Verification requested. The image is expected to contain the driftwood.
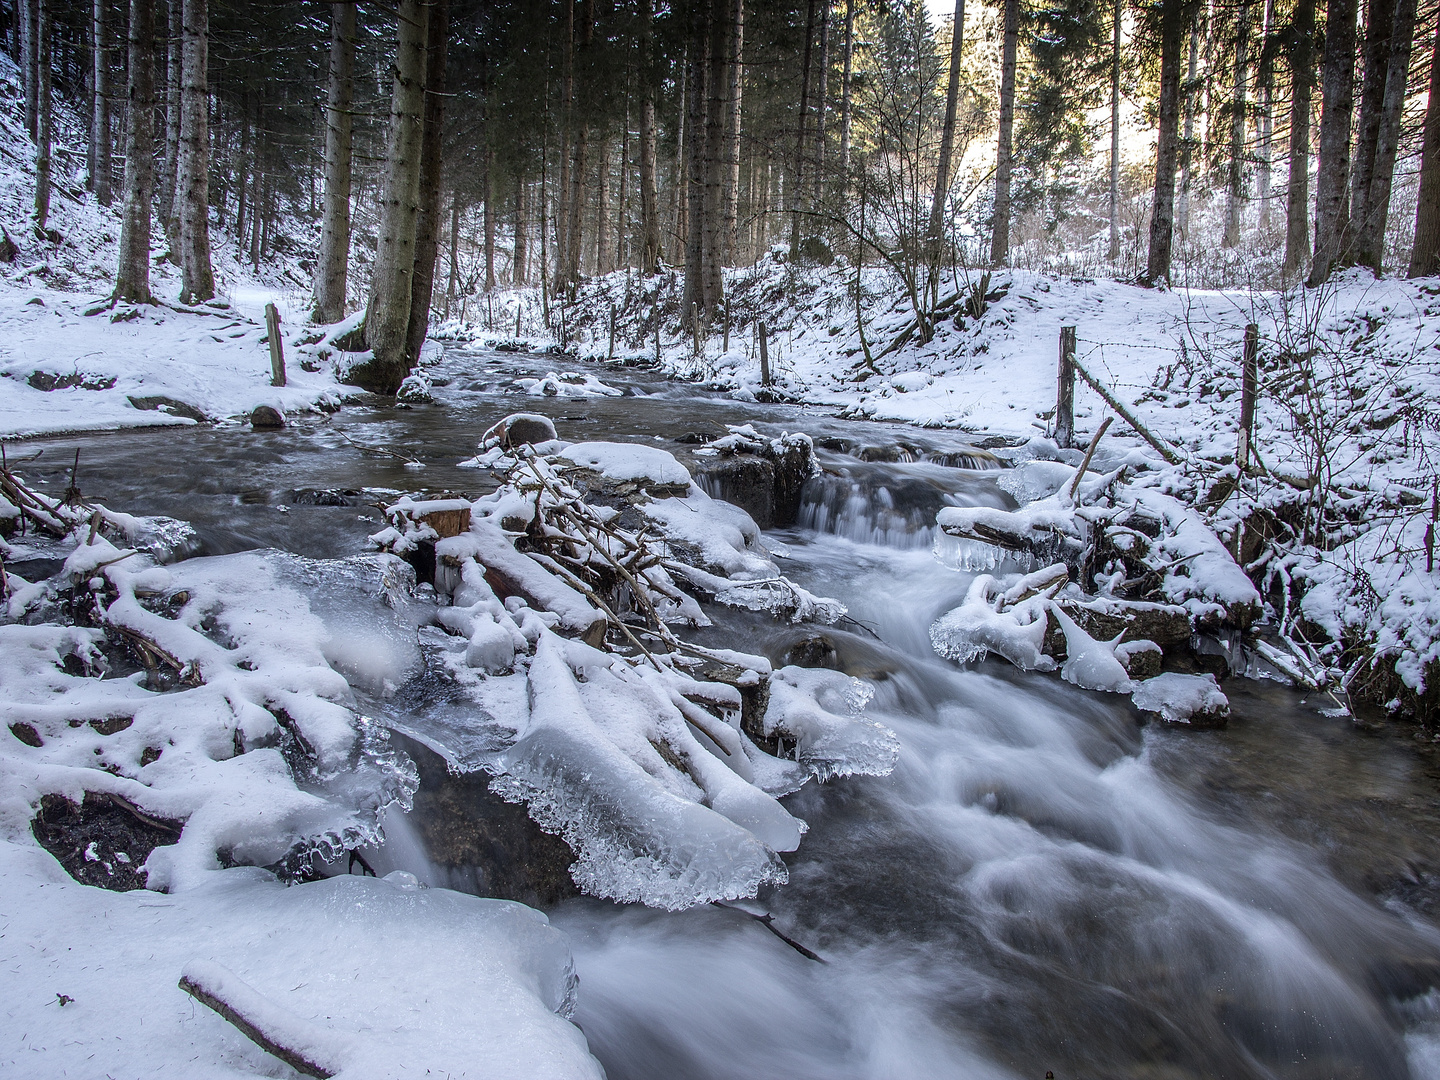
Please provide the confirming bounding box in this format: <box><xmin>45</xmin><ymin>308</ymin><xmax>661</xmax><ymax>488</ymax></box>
<box><xmin>179</xmin><ymin>962</ymin><xmax>343</xmax><ymax>1079</ymax></box>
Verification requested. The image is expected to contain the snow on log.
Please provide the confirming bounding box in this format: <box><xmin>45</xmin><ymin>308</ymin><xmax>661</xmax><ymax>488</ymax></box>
<box><xmin>180</xmin><ymin>960</ymin><xmax>349</xmax><ymax>1079</ymax></box>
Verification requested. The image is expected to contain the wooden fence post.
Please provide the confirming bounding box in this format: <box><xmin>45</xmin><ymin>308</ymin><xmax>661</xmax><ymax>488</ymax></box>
<box><xmin>1056</xmin><ymin>325</ymin><xmax>1075</xmax><ymax>449</ymax></box>
<box><xmin>758</xmin><ymin>320</ymin><xmax>771</xmax><ymax>386</ymax></box>
<box><xmin>1237</xmin><ymin>322</ymin><xmax>1258</xmax><ymax>474</ymax></box>
<box><xmin>264</xmin><ymin>302</ymin><xmax>286</xmax><ymax>388</ymax></box>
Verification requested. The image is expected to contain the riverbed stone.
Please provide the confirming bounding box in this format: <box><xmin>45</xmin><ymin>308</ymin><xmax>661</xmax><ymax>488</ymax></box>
<box><xmin>249</xmin><ymin>405</ymin><xmax>286</xmax><ymax>429</ymax></box>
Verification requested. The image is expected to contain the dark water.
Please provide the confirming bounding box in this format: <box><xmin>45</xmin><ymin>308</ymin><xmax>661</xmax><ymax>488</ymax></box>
<box><xmin>11</xmin><ymin>345</ymin><xmax>1440</xmax><ymax>1079</ymax></box>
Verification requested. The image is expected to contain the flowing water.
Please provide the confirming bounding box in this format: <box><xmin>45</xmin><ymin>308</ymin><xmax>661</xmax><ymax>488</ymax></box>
<box><xmin>13</xmin><ymin>346</ymin><xmax>1440</xmax><ymax>1079</ymax></box>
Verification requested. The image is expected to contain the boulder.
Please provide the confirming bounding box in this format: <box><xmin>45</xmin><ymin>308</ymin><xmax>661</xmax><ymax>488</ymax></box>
<box><xmin>482</xmin><ymin>412</ymin><xmax>557</xmax><ymax>450</ymax></box>
<box><xmin>1131</xmin><ymin>672</ymin><xmax>1229</xmax><ymax>728</ymax></box>
<box><xmin>396</xmin><ymin>373</ymin><xmax>434</xmax><ymax>405</ymax></box>
<box><xmin>128</xmin><ymin>395</ymin><xmax>211</xmax><ymax>423</ymax></box>
<box><xmin>249</xmin><ymin>405</ymin><xmax>286</xmax><ymax>429</ymax></box>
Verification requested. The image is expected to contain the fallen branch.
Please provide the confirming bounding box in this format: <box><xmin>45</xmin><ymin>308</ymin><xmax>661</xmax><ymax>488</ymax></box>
<box><xmin>179</xmin><ymin>961</ymin><xmax>346</xmax><ymax>1080</ymax></box>
<box><xmin>1069</xmin><ymin>416</ymin><xmax>1114</xmax><ymax>501</ymax></box>
<box><xmin>1072</xmin><ymin>359</ymin><xmax>1183</xmax><ymax>466</ymax></box>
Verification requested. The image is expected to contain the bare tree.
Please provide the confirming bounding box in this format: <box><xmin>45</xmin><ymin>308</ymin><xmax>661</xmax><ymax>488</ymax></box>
<box><xmin>91</xmin><ymin>0</ymin><xmax>112</xmax><ymax>206</ymax></box>
<box><xmin>1109</xmin><ymin>0</ymin><xmax>1123</xmax><ymax>259</ymax></box>
<box><xmin>161</xmin><ymin>0</ymin><xmax>182</xmax><ymax>258</ymax></box>
<box><xmin>1354</xmin><ymin>0</ymin><xmax>1417</xmax><ymax>270</ymax></box>
<box><xmin>1144</xmin><ymin>0</ymin><xmax>1186</xmax><ymax>285</ymax></box>
<box><xmin>926</xmin><ymin>0</ymin><xmax>966</xmax><ymax>277</ymax></box>
<box><xmin>1308</xmin><ymin>0</ymin><xmax>1358</xmax><ymax>285</ymax></box>
<box><xmin>639</xmin><ymin>0</ymin><xmax>661</xmax><ymax>273</ymax></box>
<box><xmin>404</xmin><ymin>0</ymin><xmax>450</xmax><ymax>368</ymax></box>
<box><xmin>177</xmin><ymin>0</ymin><xmax>215</xmax><ymax>303</ymax></box>
<box><xmin>1283</xmin><ymin>0</ymin><xmax>1314</xmax><ymax>275</ymax></box>
<box><xmin>991</xmin><ymin>0</ymin><xmax>1019</xmax><ymax>266</ymax></box>
<box><xmin>114</xmin><ymin>0</ymin><xmax>155</xmax><ymax>304</ymax></box>
<box><xmin>1222</xmin><ymin>0</ymin><xmax>1248</xmax><ymax>248</ymax></box>
<box><xmin>313</xmin><ymin>2</ymin><xmax>357</xmax><ymax>324</ymax></box>
<box><xmin>1409</xmin><ymin>14</ymin><xmax>1440</xmax><ymax>276</ymax></box>
<box><xmin>359</xmin><ymin>0</ymin><xmax>429</xmax><ymax>391</ymax></box>
<box><xmin>33</xmin><ymin>0</ymin><xmax>49</xmax><ymax>232</ymax></box>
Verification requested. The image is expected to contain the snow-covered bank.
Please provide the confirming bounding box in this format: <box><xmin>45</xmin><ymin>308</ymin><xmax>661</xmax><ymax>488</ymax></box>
<box><xmin>0</xmin><ymin>282</ymin><xmax>347</xmax><ymax>437</ymax></box>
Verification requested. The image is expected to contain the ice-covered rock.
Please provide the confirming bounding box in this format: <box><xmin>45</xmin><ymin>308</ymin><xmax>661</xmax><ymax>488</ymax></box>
<box><xmin>1131</xmin><ymin>672</ymin><xmax>1230</xmax><ymax>726</ymax></box>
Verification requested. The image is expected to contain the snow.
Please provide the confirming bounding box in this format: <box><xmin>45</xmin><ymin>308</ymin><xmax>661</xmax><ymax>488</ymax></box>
<box><xmin>1131</xmin><ymin>672</ymin><xmax>1231</xmax><ymax>725</ymax></box>
<box><xmin>558</xmin><ymin>440</ymin><xmax>693</xmax><ymax>486</ymax></box>
<box><xmin>0</xmin><ymin>844</ymin><xmax>602</xmax><ymax>1079</ymax></box>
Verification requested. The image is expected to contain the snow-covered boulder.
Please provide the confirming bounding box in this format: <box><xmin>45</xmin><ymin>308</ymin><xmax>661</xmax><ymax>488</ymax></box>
<box><xmin>1131</xmin><ymin>672</ymin><xmax>1230</xmax><ymax>727</ymax></box>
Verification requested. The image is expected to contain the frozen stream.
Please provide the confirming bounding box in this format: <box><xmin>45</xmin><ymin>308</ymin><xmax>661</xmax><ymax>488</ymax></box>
<box><xmin>13</xmin><ymin>345</ymin><xmax>1440</xmax><ymax>1078</ymax></box>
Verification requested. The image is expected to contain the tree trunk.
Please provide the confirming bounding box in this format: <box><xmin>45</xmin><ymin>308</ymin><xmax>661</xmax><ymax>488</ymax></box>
<box><xmin>234</xmin><ymin>101</ymin><xmax>249</xmax><ymax>241</ymax></box>
<box><xmin>556</xmin><ymin>0</ymin><xmax>574</xmax><ymax>286</ymax></box>
<box><xmin>1256</xmin><ymin>0</ymin><xmax>1275</xmax><ymax>230</ymax></box>
<box><xmin>91</xmin><ymin>0</ymin><xmax>111</xmax><ymax>205</ymax></box>
<box><xmin>485</xmin><ymin>148</ymin><xmax>497</xmax><ymax>288</ymax></box>
<box><xmin>313</xmin><ymin>2</ymin><xmax>356</xmax><ymax>324</ymax></box>
<box><xmin>404</xmin><ymin>0</ymin><xmax>449</xmax><ymax>370</ymax></box>
<box><xmin>1178</xmin><ymin>26</ymin><xmax>1199</xmax><ymax>236</ymax></box>
<box><xmin>20</xmin><ymin>0</ymin><xmax>36</xmax><ymax>141</ymax></box>
<box><xmin>113</xmin><ymin>0</ymin><xmax>154</xmax><ymax>303</ymax></box>
<box><xmin>927</xmin><ymin>0</ymin><xmax>966</xmax><ymax>259</ymax></box>
<box><xmin>683</xmin><ymin>0</ymin><xmax>710</xmax><ymax>320</ymax></box>
<box><xmin>788</xmin><ymin>0</ymin><xmax>816</xmax><ymax>255</ymax></box>
<box><xmin>177</xmin><ymin>0</ymin><xmax>214</xmax><ymax>303</ymax></box>
<box><xmin>161</xmin><ymin>0</ymin><xmax>182</xmax><ymax>258</ymax></box>
<box><xmin>33</xmin><ymin>0</ymin><xmax>49</xmax><ymax>231</ymax></box>
<box><xmin>1308</xmin><ymin>0</ymin><xmax>1359</xmax><ymax>285</ymax></box>
<box><xmin>1108</xmin><ymin>0</ymin><xmax>1122</xmax><ymax>260</ymax></box>
<box><xmin>359</xmin><ymin>0</ymin><xmax>429</xmax><ymax>391</ymax></box>
<box><xmin>594</xmin><ymin>138</ymin><xmax>609</xmax><ymax>276</ymax></box>
<box><xmin>514</xmin><ymin>177</ymin><xmax>528</xmax><ymax>284</ymax></box>
<box><xmin>1283</xmin><ymin>0</ymin><xmax>1314</xmax><ymax>274</ymax></box>
<box><xmin>639</xmin><ymin>0</ymin><xmax>661</xmax><ymax>274</ymax></box>
<box><xmin>702</xmin><ymin>0</ymin><xmax>730</xmax><ymax>304</ymax></box>
<box><xmin>1346</xmin><ymin>0</ymin><xmax>1395</xmax><ymax>262</ymax></box>
<box><xmin>445</xmin><ymin>189</ymin><xmax>460</xmax><ymax>312</ymax></box>
<box><xmin>1355</xmin><ymin>0</ymin><xmax>1416</xmax><ymax>270</ymax></box>
<box><xmin>839</xmin><ymin>0</ymin><xmax>854</xmax><ymax>180</ymax></box>
<box><xmin>1408</xmin><ymin>14</ymin><xmax>1440</xmax><ymax>275</ymax></box>
<box><xmin>814</xmin><ymin>0</ymin><xmax>829</xmax><ymax>197</ymax></box>
<box><xmin>723</xmin><ymin>0</ymin><xmax>743</xmax><ymax>264</ymax></box>
<box><xmin>991</xmin><ymin>0</ymin><xmax>1019</xmax><ymax>266</ymax></box>
<box><xmin>1144</xmin><ymin>0</ymin><xmax>1184</xmax><ymax>285</ymax></box>
<box><xmin>1223</xmin><ymin>0</ymin><xmax>1249</xmax><ymax>248</ymax></box>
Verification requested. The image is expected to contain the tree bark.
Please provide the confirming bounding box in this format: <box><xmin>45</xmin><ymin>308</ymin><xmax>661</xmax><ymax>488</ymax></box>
<box><xmin>91</xmin><ymin>0</ymin><xmax>111</xmax><ymax>205</ymax></box>
<box><xmin>1108</xmin><ymin>0</ymin><xmax>1122</xmax><ymax>259</ymax></box>
<box><xmin>788</xmin><ymin>0</ymin><xmax>817</xmax><ymax>256</ymax></box>
<box><xmin>485</xmin><ymin>147</ymin><xmax>498</xmax><ymax>288</ymax></box>
<box><xmin>446</xmin><ymin>189</ymin><xmax>460</xmax><ymax>309</ymax></box>
<box><xmin>313</xmin><ymin>2</ymin><xmax>356</xmax><ymax>324</ymax></box>
<box><xmin>1355</xmin><ymin>0</ymin><xmax>1416</xmax><ymax>270</ymax></box>
<box><xmin>839</xmin><ymin>0</ymin><xmax>854</xmax><ymax>180</ymax></box>
<box><xmin>814</xmin><ymin>0</ymin><xmax>829</xmax><ymax>195</ymax></box>
<box><xmin>702</xmin><ymin>0</ymin><xmax>730</xmax><ymax>302</ymax></box>
<box><xmin>20</xmin><ymin>0</ymin><xmax>36</xmax><ymax>141</ymax></box>
<box><xmin>991</xmin><ymin>0</ymin><xmax>1019</xmax><ymax>266</ymax></box>
<box><xmin>723</xmin><ymin>0</ymin><xmax>743</xmax><ymax>264</ymax></box>
<box><xmin>514</xmin><ymin>177</ymin><xmax>528</xmax><ymax>284</ymax></box>
<box><xmin>1308</xmin><ymin>0</ymin><xmax>1359</xmax><ymax>285</ymax></box>
<box><xmin>1346</xmin><ymin>0</ymin><xmax>1395</xmax><ymax>262</ymax></box>
<box><xmin>1408</xmin><ymin>14</ymin><xmax>1440</xmax><ymax>275</ymax></box>
<box><xmin>1256</xmin><ymin>0</ymin><xmax>1275</xmax><ymax>230</ymax></box>
<box><xmin>404</xmin><ymin>0</ymin><xmax>449</xmax><ymax>370</ymax></box>
<box><xmin>177</xmin><ymin>0</ymin><xmax>214</xmax><ymax>303</ymax></box>
<box><xmin>1144</xmin><ymin>0</ymin><xmax>1184</xmax><ymax>285</ymax></box>
<box><xmin>1283</xmin><ymin>0</ymin><xmax>1314</xmax><ymax>274</ymax></box>
<box><xmin>683</xmin><ymin>0</ymin><xmax>710</xmax><ymax>320</ymax></box>
<box><xmin>638</xmin><ymin>0</ymin><xmax>661</xmax><ymax>274</ymax></box>
<box><xmin>33</xmin><ymin>0</ymin><xmax>49</xmax><ymax>231</ymax></box>
<box><xmin>556</xmin><ymin>0</ymin><xmax>574</xmax><ymax>286</ymax></box>
<box><xmin>1222</xmin><ymin>0</ymin><xmax>1249</xmax><ymax>248</ymax></box>
<box><xmin>359</xmin><ymin>0</ymin><xmax>429</xmax><ymax>391</ymax></box>
<box><xmin>161</xmin><ymin>0</ymin><xmax>182</xmax><ymax>258</ymax></box>
<box><xmin>1178</xmin><ymin>26</ymin><xmax>1199</xmax><ymax>236</ymax></box>
<box><xmin>593</xmin><ymin>138</ymin><xmax>608</xmax><ymax>276</ymax></box>
<box><xmin>114</xmin><ymin>0</ymin><xmax>154</xmax><ymax>304</ymax></box>
<box><xmin>927</xmin><ymin>0</ymin><xmax>966</xmax><ymax>260</ymax></box>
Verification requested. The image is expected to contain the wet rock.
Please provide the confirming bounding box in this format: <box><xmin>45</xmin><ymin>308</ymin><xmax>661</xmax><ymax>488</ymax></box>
<box><xmin>483</xmin><ymin>412</ymin><xmax>557</xmax><ymax>450</ymax></box>
<box><xmin>394</xmin><ymin>734</ymin><xmax>578</xmax><ymax>907</ymax></box>
<box><xmin>128</xmin><ymin>395</ymin><xmax>211</xmax><ymax>423</ymax></box>
<box><xmin>784</xmin><ymin>633</ymin><xmax>841</xmax><ymax>670</ymax></box>
<box><xmin>697</xmin><ymin>454</ymin><xmax>777</xmax><ymax>526</ymax></box>
<box><xmin>30</xmin><ymin>792</ymin><xmax>181</xmax><ymax>891</ymax></box>
<box><xmin>249</xmin><ymin>405</ymin><xmax>286</xmax><ymax>429</ymax></box>
<box><xmin>1115</xmin><ymin>639</ymin><xmax>1163</xmax><ymax>679</ymax></box>
<box><xmin>1045</xmin><ymin>598</ymin><xmax>1193</xmax><ymax>661</ymax></box>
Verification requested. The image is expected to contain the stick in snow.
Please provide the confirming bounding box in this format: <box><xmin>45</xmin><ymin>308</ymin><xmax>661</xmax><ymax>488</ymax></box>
<box><xmin>1071</xmin><ymin>357</ymin><xmax>1183</xmax><ymax>465</ymax></box>
<box><xmin>179</xmin><ymin>961</ymin><xmax>347</xmax><ymax>1080</ymax></box>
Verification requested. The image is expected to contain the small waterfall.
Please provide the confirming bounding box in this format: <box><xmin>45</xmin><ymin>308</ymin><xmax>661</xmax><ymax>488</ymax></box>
<box><xmin>796</xmin><ymin>456</ymin><xmax>1016</xmax><ymax>550</ymax></box>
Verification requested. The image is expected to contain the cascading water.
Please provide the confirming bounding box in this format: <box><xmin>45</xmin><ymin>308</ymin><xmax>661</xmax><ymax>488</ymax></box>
<box><xmin>16</xmin><ymin>344</ymin><xmax>1440</xmax><ymax>1079</ymax></box>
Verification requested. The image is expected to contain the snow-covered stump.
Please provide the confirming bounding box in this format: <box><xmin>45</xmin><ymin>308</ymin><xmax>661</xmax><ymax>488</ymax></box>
<box><xmin>370</xmin><ymin>424</ymin><xmax>897</xmax><ymax>908</ymax></box>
